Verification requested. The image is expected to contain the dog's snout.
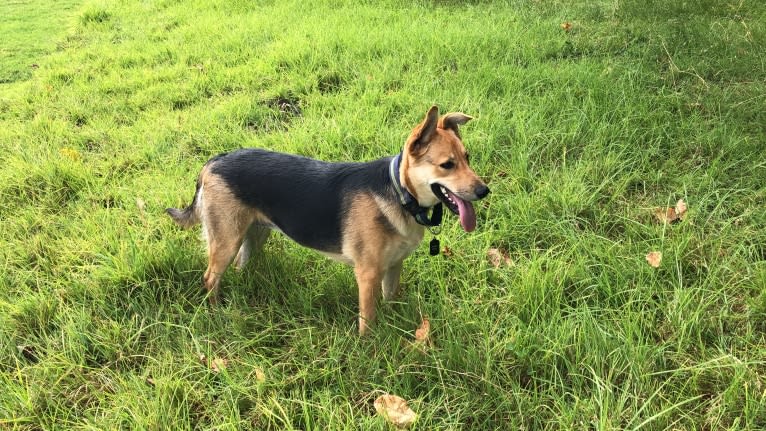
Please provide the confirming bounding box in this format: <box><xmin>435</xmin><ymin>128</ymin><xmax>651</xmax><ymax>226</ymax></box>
<box><xmin>474</xmin><ymin>184</ymin><xmax>490</xmax><ymax>199</ymax></box>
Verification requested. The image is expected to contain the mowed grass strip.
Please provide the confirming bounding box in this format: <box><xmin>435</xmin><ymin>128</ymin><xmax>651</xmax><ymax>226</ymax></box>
<box><xmin>1</xmin><ymin>0</ymin><xmax>765</xmax><ymax>429</ymax></box>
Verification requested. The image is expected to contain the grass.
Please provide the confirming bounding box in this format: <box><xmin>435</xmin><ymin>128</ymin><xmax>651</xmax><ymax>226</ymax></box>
<box><xmin>1</xmin><ymin>0</ymin><xmax>765</xmax><ymax>429</ymax></box>
<box><xmin>0</xmin><ymin>0</ymin><xmax>82</xmax><ymax>84</ymax></box>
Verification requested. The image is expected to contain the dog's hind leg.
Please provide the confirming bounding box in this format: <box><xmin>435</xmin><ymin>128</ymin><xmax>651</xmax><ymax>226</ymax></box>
<box><xmin>199</xmin><ymin>193</ymin><xmax>255</xmax><ymax>304</ymax></box>
<box><xmin>234</xmin><ymin>225</ymin><xmax>271</xmax><ymax>270</ymax></box>
<box><xmin>382</xmin><ymin>260</ymin><xmax>403</xmax><ymax>301</ymax></box>
<box><xmin>203</xmin><ymin>225</ymin><xmax>246</xmax><ymax>304</ymax></box>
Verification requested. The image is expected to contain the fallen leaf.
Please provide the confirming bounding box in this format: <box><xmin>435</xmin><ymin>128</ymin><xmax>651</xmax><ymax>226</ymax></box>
<box><xmin>136</xmin><ymin>198</ymin><xmax>146</xmax><ymax>214</ymax></box>
<box><xmin>17</xmin><ymin>345</ymin><xmax>38</xmax><ymax>362</ymax></box>
<box><xmin>561</xmin><ymin>22</ymin><xmax>573</xmax><ymax>32</ymax></box>
<box><xmin>646</xmin><ymin>251</ymin><xmax>662</xmax><ymax>268</ymax></box>
<box><xmin>374</xmin><ymin>394</ymin><xmax>417</xmax><ymax>428</ymax></box>
<box><xmin>487</xmin><ymin>248</ymin><xmax>512</xmax><ymax>268</ymax></box>
<box><xmin>653</xmin><ymin>199</ymin><xmax>689</xmax><ymax>224</ymax></box>
<box><xmin>59</xmin><ymin>147</ymin><xmax>81</xmax><ymax>161</ymax></box>
<box><xmin>145</xmin><ymin>377</ymin><xmax>156</xmax><ymax>387</ymax></box>
<box><xmin>210</xmin><ymin>357</ymin><xmax>228</xmax><ymax>373</ymax></box>
<box><xmin>441</xmin><ymin>246</ymin><xmax>453</xmax><ymax>257</ymax></box>
<box><xmin>414</xmin><ymin>318</ymin><xmax>430</xmax><ymax>345</ymax></box>
<box><xmin>675</xmin><ymin>199</ymin><xmax>687</xmax><ymax>220</ymax></box>
<box><xmin>198</xmin><ymin>353</ymin><xmax>207</xmax><ymax>365</ymax></box>
<box><xmin>136</xmin><ymin>198</ymin><xmax>149</xmax><ymax>226</ymax></box>
<box><xmin>653</xmin><ymin>207</ymin><xmax>677</xmax><ymax>224</ymax></box>
<box><xmin>254</xmin><ymin>367</ymin><xmax>266</xmax><ymax>383</ymax></box>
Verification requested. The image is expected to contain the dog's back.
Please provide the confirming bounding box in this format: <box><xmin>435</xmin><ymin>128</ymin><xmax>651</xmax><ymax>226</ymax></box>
<box><xmin>169</xmin><ymin>148</ymin><xmax>397</xmax><ymax>253</ymax></box>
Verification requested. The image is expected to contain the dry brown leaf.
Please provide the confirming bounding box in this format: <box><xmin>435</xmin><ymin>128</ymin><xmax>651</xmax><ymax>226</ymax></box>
<box><xmin>198</xmin><ymin>353</ymin><xmax>207</xmax><ymax>365</ymax></box>
<box><xmin>374</xmin><ymin>394</ymin><xmax>417</xmax><ymax>428</ymax></box>
<box><xmin>441</xmin><ymin>246</ymin><xmax>453</xmax><ymax>257</ymax></box>
<box><xmin>646</xmin><ymin>251</ymin><xmax>662</xmax><ymax>268</ymax></box>
<box><xmin>653</xmin><ymin>207</ymin><xmax>677</xmax><ymax>223</ymax></box>
<box><xmin>145</xmin><ymin>377</ymin><xmax>156</xmax><ymax>387</ymax></box>
<box><xmin>59</xmin><ymin>147</ymin><xmax>81</xmax><ymax>161</ymax></box>
<box><xmin>211</xmin><ymin>357</ymin><xmax>228</xmax><ymax>373</ymax></box>
<box><xmin>17</xmin><ymin>345</ymin><xmax>38</xmax><ymax>362</ymax></box>
<box><xmin>561</xmin><ymin>22</ymin><xmax>573</xmax><ymax>32</ymax></box>
<box><xmin>414</xmin><ymin>318</ymin><xmax>430</xmax><ymax>345</ymax></box>
<box><xmin>136</xmin><ymin>198</ymin><xmax>147</xmax><ymax>223</ymax></box>
<box><xmin>653</xmin><ymin>199</ymin><xmax>689</xmax><ymax>224</ymax></box>
<box><xmin>487</xmin><ymin>248</ymin><xmax>503</xmax><ymax>267</ymax></box>
<box><xmin>254</xmin><ymin>367</ymin><xmax>266</xmax><ymax>383</ymax></box>
<box><xmin>487</xmin><ymin>248</ymin><xmax>512</xmax><ymax>268</ymax></box>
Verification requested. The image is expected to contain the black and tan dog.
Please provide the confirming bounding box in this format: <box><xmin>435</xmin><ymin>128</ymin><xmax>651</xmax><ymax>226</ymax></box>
<box><xmin>167</xmin><ymin>106</ymin><xmax>489</xmax><ymax>334</ymax></box>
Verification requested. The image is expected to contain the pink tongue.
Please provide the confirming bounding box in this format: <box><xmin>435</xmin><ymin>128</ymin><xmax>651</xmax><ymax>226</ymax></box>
<box><xmin>452</xmin><ymin>193</ymin><xmax>477</xmax><ymax>232</ymax></box>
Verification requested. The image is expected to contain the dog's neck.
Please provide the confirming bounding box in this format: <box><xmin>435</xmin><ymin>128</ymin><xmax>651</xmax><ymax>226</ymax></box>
<box><xmin>389</xmin><ymin>153</ymin><xmax>442</xmax><ymax>227</ymax></box>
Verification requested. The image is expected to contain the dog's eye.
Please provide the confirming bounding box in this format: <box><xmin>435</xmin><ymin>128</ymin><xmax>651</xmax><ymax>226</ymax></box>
<box><xmin>440</xmin><ymin>161</ymin><xmax>455</xmax><ymax>170</ymax></box>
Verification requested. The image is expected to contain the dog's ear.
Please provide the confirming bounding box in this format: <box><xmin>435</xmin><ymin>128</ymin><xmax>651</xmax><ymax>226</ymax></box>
<box><xmin>438</xmin><ymin>112</ymin><xmax>473</xmax><ymax>136</ymax></box>
<box><xmin>408</xmin><ymin>105</ymin><xmax>439</xmax><ymax>155</ymax></box>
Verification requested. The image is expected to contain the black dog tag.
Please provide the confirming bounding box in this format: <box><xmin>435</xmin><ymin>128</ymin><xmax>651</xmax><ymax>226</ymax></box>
<box><xmin>429</xmin><ymin>238</ymin><xmax>440</xmax><ymax>256</ymax></box>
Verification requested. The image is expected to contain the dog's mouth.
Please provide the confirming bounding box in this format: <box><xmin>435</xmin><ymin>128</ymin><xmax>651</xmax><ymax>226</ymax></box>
<box><xmin>431</xmin><ymin>183</ymin><xmax>477</xmax><ymax>232</ymax></box>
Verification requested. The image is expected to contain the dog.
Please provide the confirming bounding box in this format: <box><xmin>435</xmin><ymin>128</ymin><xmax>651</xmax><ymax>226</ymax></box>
<box><xmin>166</xmin><ymin>105</ymin><xmax>489</xmax><ymax>335</ymax></box>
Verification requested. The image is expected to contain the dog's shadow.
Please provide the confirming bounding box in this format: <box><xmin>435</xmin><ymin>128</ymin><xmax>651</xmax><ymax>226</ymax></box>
<box><xmin>103</xmin><ymin>236</ymin><xmax>412</xmax><ymax>337</ymax></box>
<box><xmin>229</xmin><ymin>241</ymin><xmax>361</xmax><ymax>328</ymax></box>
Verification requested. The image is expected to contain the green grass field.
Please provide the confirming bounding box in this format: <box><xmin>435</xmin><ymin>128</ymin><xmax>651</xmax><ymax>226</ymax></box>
<box><xmin>2</xmin><ymin>0</ymin><xmax>766</xmax><ymax>429</ymax></box>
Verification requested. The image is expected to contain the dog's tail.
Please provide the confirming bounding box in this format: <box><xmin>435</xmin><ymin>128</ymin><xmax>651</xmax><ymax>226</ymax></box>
<box><xmin>166</xmin><ymin>179</ymin><xmax>201</xmax><ymax>229</ymax></box>
<box><xmin>166</xmin><ymin>205</ymin><xmax>198</xmax><ymax>228</ymax></box>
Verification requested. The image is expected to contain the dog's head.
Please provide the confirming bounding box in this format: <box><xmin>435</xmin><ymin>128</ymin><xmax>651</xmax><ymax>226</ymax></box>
<box><xmin>400</xmin><ymin>105</ymin><xmax>489</xmax><ymax>232</ymax></box>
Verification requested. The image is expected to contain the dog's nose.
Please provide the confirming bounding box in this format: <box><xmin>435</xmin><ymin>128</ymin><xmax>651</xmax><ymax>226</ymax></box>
<box><xmin>474</xmin><ymin>184</ymin><xmax>490</xmax><ymax>199</ymax></box>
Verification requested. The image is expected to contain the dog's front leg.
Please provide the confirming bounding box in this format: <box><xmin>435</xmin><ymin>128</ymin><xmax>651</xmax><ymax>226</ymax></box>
<box><xmin>354</xmin><ymin>265</ymin><xmax>383</xmax><ymax>336</ymax></box>
<box><xmin>382</xmin><ymin>260</ymin><xmax>403</xmax><ymax>301</ymax></box>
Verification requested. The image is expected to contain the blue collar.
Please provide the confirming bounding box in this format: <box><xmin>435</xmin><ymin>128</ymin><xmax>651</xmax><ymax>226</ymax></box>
<box><xmin>389</xmin><ymin>153</ymin><xmax>443</xmax><ymax>227</ymax></box>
